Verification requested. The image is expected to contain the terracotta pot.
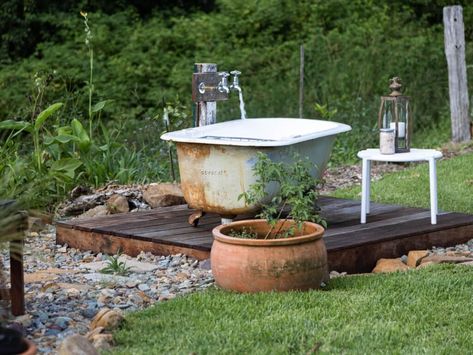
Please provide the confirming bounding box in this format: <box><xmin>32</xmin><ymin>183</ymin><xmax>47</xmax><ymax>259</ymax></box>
<box><xmin>211</xmin><ymin>219</ymin><xmax>327</xmax><ymax>292</ymax></box>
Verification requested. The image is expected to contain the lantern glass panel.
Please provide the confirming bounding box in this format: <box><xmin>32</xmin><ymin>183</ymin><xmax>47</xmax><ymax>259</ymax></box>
<box><xmin>378</xmin><ymin>77</ymin><xmax>411</xmax><ymax>153</ymax></box>
<box><xmin>395</xmin><ymin>97</ymin><xmax>409</xmax><ymax>152</ymax></box>
<box><xmin>381</xmin><ymin>99</ymin><xmax>394</xmax><ymax>129</ymax></box>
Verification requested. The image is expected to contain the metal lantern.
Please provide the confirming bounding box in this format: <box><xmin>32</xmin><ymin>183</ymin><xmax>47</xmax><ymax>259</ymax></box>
<box><xmin>378</xmin><ymin>77</ymin><xmax>411</xmax><ymax>153</ymax></box>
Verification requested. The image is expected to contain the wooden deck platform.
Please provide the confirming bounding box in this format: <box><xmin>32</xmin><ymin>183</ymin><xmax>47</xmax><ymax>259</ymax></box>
<box><xmin>56</xmin><ymin>196</ymin><xmax>473</xmax><ymax>273</ymax></box>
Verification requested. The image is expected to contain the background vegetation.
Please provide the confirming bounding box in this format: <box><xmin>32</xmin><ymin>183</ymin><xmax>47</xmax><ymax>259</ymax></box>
<box><xmin>1</xmin><ymin>0</ymin><xmax>472</xmax><ymax>208</ymax></box>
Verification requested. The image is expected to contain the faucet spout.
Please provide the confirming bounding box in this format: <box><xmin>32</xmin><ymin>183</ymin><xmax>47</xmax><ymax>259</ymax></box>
<box><xmin>230</xmin><ymin>70</ymin><xmax>241</xmax><ymax>93</ymax></box>
<box><xmin>230</xmin><ymin>70</ymin><xmax>247</xmax><ymax>120</ymax></box>
<box><xmin>218</xmin><ymin>72</ymin><xmax>230</xmax><ymax>94</ymax></box>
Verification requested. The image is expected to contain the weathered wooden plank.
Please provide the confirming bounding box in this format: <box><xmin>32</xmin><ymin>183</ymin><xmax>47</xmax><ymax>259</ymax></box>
<box><xmin>326</xmin><ymin>206</ymin><xmax>422</xmax><ymax>229</ymax></box>
<box><xmin>444</xmin><ymin>5</ymin><xmax>471</xmax><ymax>143</ymax></box>
<box><xmin>10</xmin><ymin>238</ymin><xmax>25</xmax><ymax>316</ymax></box>
<box><xmin>323</xmin><ymin>203</ymin><xmax>409</xmax><ymax>227</ymax></box>
<box><xmin>195</xmin><ymin>63</ymin><xmax>217</xmax><ymax>126</ymax></box>
<box><xmin>57</xmin><ymin>205</ymin><xmax>191</xmax><ymax>230</ymax></box>
<box><xmin>102</xmin><ymin>221</ymin><xmax>216</xmax><ymax>236</ymax></box>
<box><xmin>56</xmin><ymin>227</ymin><xmax>210</xmax><ymax>260</ymax></box>
<box><xmin>325</xmin><ymin>211</ymin><xmax>432</xmax><ymax>237</ymax></box>
<box><xmin>325</xmin><ymin>212</ymin><xmax>473</xmax><ymax>251</ymax></box>
<box><xmin>318</xmin><ymin>196</ymin><xmax>360</xmax><ymax>212</ymax></box>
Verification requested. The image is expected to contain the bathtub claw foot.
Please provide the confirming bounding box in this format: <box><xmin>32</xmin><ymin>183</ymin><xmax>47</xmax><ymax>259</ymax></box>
<box><xmin>189</xmin><ymin>210</ymin><xmax>205</xmax><ymax>227</ymax></box>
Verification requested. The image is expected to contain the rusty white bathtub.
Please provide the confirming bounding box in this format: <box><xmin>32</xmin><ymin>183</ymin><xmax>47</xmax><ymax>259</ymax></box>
<box><xmin>161</xmin><ymin>118</ymin><xmax>351</xmax><ymax>218</ymax></box>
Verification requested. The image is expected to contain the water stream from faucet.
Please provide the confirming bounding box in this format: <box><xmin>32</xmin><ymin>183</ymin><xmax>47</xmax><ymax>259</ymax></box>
<box><xmin>237</xmin><ymin>89</ymin><xmax>247</xmax><ymax>120</ymax></box>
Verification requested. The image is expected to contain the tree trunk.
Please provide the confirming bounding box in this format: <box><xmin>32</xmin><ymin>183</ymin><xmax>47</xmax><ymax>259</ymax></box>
<box><xmin>443</xmin><ymin>6</ymin><xmax>471</xmax><ymax>143</ymax></box>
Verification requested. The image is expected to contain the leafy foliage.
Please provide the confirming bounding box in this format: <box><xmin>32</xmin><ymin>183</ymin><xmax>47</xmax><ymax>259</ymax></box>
<box><xmin>100</xmin><ymin>249</ymin><xmax>132</xmax><ymax>276</ymax></box>
<box><xmin>239</xmin><ymin>152</ymin><xmax>325</xmax><ymax>239</ymax></box>
<box><xmin>2</xmin><ymin>1</ymin><xmax>471</xmax><ymax>137</ymax></box>
<box><xmin>227</xmin><ymin>227</ymin><xmax>258</xmax><ymax>239</ymax></box>
<box><xmin>1</xmin><ymin>1</ymin><xmax>471</xmax><ymax>207</ymax></box>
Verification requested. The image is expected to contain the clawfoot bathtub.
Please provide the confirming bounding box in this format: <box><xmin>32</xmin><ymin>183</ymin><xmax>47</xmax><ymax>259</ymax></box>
<box><xmin>161</xmin><ymin>118</ymin><xmax>351</xmax><ymax>221</ymax></box>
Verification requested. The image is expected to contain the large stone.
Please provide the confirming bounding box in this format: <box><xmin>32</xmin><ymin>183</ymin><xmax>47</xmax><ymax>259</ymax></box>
<box><xmin>60</xmin><ymin>193</ymin><xmax>105</xmax><ymax>216</ymax></box>
<box><xmin>25</xmin><ymin>267</ymin><xmax>78</xmax><ymax>283</ymax></box>
<box><xmin>82</xmin><ymin>273</ymin><xmax>130</xmax><ymax>284</ymax></box>
<box><xmin>106</xmin><ymin>194</ymin><xmax>129</xmax><ymax>214</ymax></box>
<box><xmin>90</xmin><ymin>308</ymin><xmax>124</xmax><ymax>331</ymax></box>
<box><xmin>143</xmin><ymin>183</ymin><xmax>186</xmax><ymax>208</ymax></box>
<box><xmin>406</xmin><ymin>250</ymin><xmax>429</xmax><ymax>268</ymax></box>
<box><xmin>80</xmin><ymin>257</ymin><xmax>158</xmax><ymax>273</ymax></box>
<box><xmin>56</xmin><ymin>283</ymin><xmax>92</xmax><ymax>292</ymax></box>
<box><xmin>372</xmin><ymin>258</ymin><xmax>410</xmax><ymax>273</ymax></box>
<box><xmin>28</xmin><ymin>217</ymin><xmax>46</xmax><ymax>233</ymax></box>
<box><xmin>58</xmin><ymin>334</ymin><xmax>98</xmax><ymax>355</ymax></box>
<box><xmin>24</xmin><ymin>272</ymin><xmax>58</xmax><ymax>283</ymax></box>
<box><xmin>77</xmin><ymin>205</ymin><xmax>109</xmax><ymax>219</ymax></box>
<box><xmin>420</xmin><ymin>255</ymin><xmax>473</xmax><ymax>265</ymax></box>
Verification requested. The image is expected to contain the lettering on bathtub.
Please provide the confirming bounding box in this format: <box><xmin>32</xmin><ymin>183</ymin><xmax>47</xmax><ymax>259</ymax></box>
<box><xmin>200</xmin><ymin>169</ymin><xmax>228</xmax><ymax>176</ymax></box>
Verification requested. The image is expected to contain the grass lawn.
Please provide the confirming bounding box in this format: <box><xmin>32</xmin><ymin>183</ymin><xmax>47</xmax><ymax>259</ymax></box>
<box><xmin>332</xmin><ymin>151</ymin><xmax>473</xmax><ymax>214</ymax></box>
<box><xmin>111</xmin><ymin>265</ymin><xmax>473</xmax><ymax>354</ymax></box>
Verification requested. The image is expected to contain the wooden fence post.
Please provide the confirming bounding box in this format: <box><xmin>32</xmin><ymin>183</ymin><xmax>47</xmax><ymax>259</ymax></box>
<box><xmin>299</xmin><ymin>45</ymin><xmax>304</xmax><ymax>118</ymax></box>
<box><xmin>194</xmin><ymin>63</ymin><xmax>217</xmax><ymax>126</ymax></box>
<box><xmin>443</xmin><ymin>5</ymin><xmax>471</xmax><ymax>143</ymax></box>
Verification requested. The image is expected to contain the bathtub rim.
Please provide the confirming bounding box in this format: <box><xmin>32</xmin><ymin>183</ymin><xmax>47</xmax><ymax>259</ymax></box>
<box><xmin>160</xmin><ymin>118</ymin><xmax>351</xmax><ymax>147</ymax></box>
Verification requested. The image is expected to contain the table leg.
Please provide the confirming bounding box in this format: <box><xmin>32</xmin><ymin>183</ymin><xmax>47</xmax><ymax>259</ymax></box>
<box><xmin>366</xmin><ymin>159</ymin><xmax>371</xmax><ymax>214</ymax></box>
<box><xmin>429</xmin><ymin>157</ymin><xmax>438</xmax><ymax>225</ymax></box>
<box><xmin>361</xmin><ymin>158</ymin><xmax>370</xmax><ymax>223</ymax></box>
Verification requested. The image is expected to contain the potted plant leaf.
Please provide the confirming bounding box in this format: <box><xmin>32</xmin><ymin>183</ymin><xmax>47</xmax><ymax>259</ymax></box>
<box><xmin>211</xmin><ymin>152</ymin><xmax>328</xmax><ymax>293</ymax></box>
<box><xmin>0</xmin><ymin>201</ymin><xmax>37</xmax><ymax>355</ymax></box>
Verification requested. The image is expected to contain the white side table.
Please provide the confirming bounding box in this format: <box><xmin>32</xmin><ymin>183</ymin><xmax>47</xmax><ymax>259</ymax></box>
<box><xmin>357</xmin><ymin>148</ymin><xmax>443</xmax><ymax>225</ymax></box>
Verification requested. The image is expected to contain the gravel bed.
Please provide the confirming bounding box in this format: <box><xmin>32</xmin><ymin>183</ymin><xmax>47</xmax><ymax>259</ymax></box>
<box><xmin>1</xmin><ymin>226</ymin><xmax>213</xmax><ymax>353</ymax></box>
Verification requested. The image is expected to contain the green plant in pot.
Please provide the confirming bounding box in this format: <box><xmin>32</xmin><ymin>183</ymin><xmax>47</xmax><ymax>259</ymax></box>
<box><xmin>0</xmin><ymin>202</ymin><xmax>37</xmax><ymax>355</ymax></box>
<box><xmin>211</xmin><ymin>152</ymin><xmax>328</xmax><ymax>293</ymax></box>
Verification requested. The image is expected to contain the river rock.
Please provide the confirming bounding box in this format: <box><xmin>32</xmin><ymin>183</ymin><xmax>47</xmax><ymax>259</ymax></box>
<box><xmin>106</xmin><ymin>194</ymin><xmax>129</xmax><ymax>214</ymax></box>
<box><xmin>199</xmin><ymin>259</ymin><xmax>211</xmax><ymax>270</ymax></box>
<box><xmin>143</xmin><ymin>183</ymin><xmax>186</xmax><ymax>208</ymax></box>
<box><xmin>24</xmin><ymin>271</ymin><xmax>59</xmax><ymax>283</ymax></box>
<box><xmin>60</xmin><ymin>194</ymin><xmax>106</xmax><ymax>216</ymax></box>
<box><xmin>77</xmin><ymin>205</ymin><xmax>109</xmax><ymax>219</ymax></box>
<box><xmin>58</xmin><ymin>334</ymin><xmax>98</xmax><ymax>355</ymax></box>
<box><xmin>372</xmin><ymin>258</ymin><xmax>410</xmax><ymax>273</ymax></box>
<box><xmin>90</xmin><ymin>308</ymin><xmax>124</xmax><ymax>331</ymax></box>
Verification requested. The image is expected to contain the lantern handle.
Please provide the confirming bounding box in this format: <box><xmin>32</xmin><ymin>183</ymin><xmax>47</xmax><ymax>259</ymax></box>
<box><xmin>389</xmin><ymin>77</ymin><xmax>402</xmax><ymax>96</ymax></box>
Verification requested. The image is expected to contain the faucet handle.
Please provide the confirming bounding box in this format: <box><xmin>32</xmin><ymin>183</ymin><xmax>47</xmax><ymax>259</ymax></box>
<box><xmin>219</xmin><ymin>71</ymin><xmax>230</xmax><ymax>79</ymax></box>
<box><xmin>230</xmin><ymin>70</ymin><xmax>241</xmax><ymax>86</ymax></box>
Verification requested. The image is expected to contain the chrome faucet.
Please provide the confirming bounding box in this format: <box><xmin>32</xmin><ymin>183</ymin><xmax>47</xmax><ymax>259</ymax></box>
<box><xmin>217</xmin><ymin>72</ymin><xmax>230</xmax><ymax>94</ymax></box>
<box><xmin>229</xmin><ymin>70</ymin><xmax>242</xmax><ymax>93</ymax></box>
<box><xmin>194</xmin><ymin>68</ymin><xmax>246</xmax><ymax>120</ymax></box>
